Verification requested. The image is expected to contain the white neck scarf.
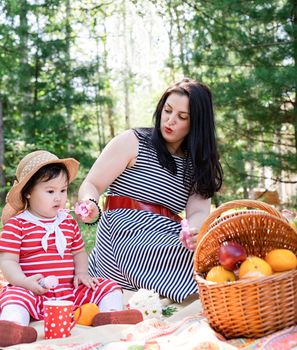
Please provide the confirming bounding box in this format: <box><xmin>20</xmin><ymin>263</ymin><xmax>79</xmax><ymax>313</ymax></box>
<box><xmin>16</xmin><ymin>210</ymin><xmax>68</xmax><ymax>258</ymax></box>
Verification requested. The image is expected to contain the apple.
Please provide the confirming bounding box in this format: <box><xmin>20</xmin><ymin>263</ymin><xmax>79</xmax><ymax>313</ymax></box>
<box><xmin>218</xmin><ymin>241</ymin><xmax>247</xmax><ymax>271</ymax></box>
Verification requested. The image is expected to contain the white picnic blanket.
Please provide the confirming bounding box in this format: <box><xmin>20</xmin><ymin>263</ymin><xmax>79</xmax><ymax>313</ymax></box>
<box><xmin>5</xmin><ymin>290</ymin><xmax>297</xmax><ymax>349</ymax></box>
<box><xmin>5</xmin><ymin>291</ymin><xmax>237</xmax><ymax>350</ymax></box>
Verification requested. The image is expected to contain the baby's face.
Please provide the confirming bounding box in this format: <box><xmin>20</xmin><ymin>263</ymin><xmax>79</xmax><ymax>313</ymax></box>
<box><xmin>27</xmin><ymin>173</ymin><xmax>68</xmax><ymax>219</ymax></box>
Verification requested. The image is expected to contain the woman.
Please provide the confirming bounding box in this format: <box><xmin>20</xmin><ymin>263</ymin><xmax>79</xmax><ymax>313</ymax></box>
<box><xmin>78</xmin><ymin>78</ymin><xmax>223</xmax><ymax>303</ymax></box>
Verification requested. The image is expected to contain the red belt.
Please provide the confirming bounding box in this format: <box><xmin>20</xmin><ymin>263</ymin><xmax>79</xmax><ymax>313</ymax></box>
<box><xmin>104</xmin><ymin>195</ymin><xmax>182</xmax><ymax>223</ymax></box>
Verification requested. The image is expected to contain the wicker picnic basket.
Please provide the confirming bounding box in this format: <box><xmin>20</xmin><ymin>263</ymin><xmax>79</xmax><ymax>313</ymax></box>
<box><xmin>193</xmin><ymin>199</ymin><xmax>297</xmax><ymax>339</ymax></box>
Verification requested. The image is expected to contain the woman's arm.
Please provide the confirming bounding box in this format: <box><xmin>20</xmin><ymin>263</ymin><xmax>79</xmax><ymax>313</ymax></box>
<box><xmin>186</xmin><ymin>194</ymin><xmax>211</xmax><ymax>231</ymax></box>
<box><xmin>77</xmin><ymin>129</ymin><xmax>138</xmax><ymax>221</ymax></box>
<box><xmin>181</xmin><ymin>194</ymin><xmax>211</xmax><ymax>251</ymax></box>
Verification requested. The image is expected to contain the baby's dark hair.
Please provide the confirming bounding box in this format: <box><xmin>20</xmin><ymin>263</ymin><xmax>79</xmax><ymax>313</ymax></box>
<box><xmin>21</xmin><ymin>163</ymin><xmax>70</xmax><ymax>203</ymax></box>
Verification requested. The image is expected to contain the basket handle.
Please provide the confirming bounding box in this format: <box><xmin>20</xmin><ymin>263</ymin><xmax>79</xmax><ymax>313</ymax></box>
<box><xmin>197</xmin><ymin>199</ymin><xmax>283</xmax><ymax>242</ymax></box>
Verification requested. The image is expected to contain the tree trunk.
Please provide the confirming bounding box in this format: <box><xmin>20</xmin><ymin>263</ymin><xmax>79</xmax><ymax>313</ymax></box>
<box><xmin>33</xmin><ymin>49</ymin><xmax>39</xmax><ymax>119</ymax></box>
<box><xmin>168</xmin><ymin>2</ymin><xmax>176</xmax><ymax>81</ymax></box>
<box><xmin>65</xmin><ymin>0</ymin><xmax>74</xmax><ymax>150</ymax></box>
<box><xmin>94</xmin><ymin>27</ymin><xmax>105</xmax><ymax>151</ymax></box>
<box><xmin>107</xmin><ymin>105</ymin><xmax>115</xmax><ymax>138</ymax></box>
<box><xmin>0</xmin><ymin>96</ymin><xmax>6</xmax><ymax>204</ymax></box>
<box><xmin>173</xmin><ymin>6</ymin><xmax>189</xmax><ymax>77</ymax></box>
<box><xmin>102</xmin><ymin>18</ymin><xmax>115</xmax><ymax>139</ymax></box>
<box><xmin>19</xmin><ymin>1</ymin><xmax>31</xmax><ymax>141</ymax></box>
<box><xmin>122</xmin><ymin>0</ymin><xmax>130</xmax><ymax>129</ymax></box>
<box><xmin>292</xmin><ymin>0</ymin><xmax>297</xmax><ymax>162</ymax></box>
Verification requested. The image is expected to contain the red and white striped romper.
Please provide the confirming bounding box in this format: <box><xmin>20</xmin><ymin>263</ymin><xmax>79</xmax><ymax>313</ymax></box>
<box><xmin>0</xmin><ymin>212</ymin><xmax>120</xmax><ymax>320</ymax></box>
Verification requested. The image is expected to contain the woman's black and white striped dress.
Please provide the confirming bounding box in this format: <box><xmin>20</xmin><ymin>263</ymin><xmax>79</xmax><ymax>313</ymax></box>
<box><xmin>88</xmin><ymin>129</ymin><xmax>198</xmax><ymax>303</ymax></box>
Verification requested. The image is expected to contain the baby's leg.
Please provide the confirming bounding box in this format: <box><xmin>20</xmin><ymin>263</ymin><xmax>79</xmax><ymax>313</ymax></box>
<box><xmin>0</xmin><ymin>287</ymin><xmax>40</xmax><ymax>346</ymax></box>
<box><xmin>0</xmin><ymin>320</ymin><xmax>37</xmax><ymax>347</ymax></box>
<box><xmin>74</xmin><ymin>279</ymin><xmax>143</xmax><ymax>326</ymax></box>
<box><xmin>0</xmin><ymin>304</ymin><xmax>30</xmax><ymax>325</ymax></box>
<box><xmin>0</xmin><ymin>306</ymin><xmax>37</xmax><ymax>347</ymax></box>
<box><xmin>73</xmin><ymin>277</ymin><xmax>123</xmax><ymax>307</ymax></box>
<box><xmin>98</xmin><ymin>289</ymin><xmax>123</xmax><ymax>311</ymax></box>
<box><xmin>91</xmin><ymin>283</ymin><xmax>143</xmax><ymax>326</ymax></box>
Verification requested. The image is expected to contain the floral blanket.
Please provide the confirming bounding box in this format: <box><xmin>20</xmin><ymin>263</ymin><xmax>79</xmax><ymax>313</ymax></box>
<box><xmin>1</xmin><ymin>272</ymin><xmax>297</xmax><ymax>350</ymax></box>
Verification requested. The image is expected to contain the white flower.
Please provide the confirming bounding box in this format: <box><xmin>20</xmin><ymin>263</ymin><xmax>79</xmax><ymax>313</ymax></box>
<box><xmin>128</xmin><ymin>289</ymin><xmax>163</xmax><ymax>320</ymax></box>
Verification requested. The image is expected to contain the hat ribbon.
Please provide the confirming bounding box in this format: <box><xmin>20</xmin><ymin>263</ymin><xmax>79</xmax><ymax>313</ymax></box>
<box><xmin>16</xmin><ymin>210</ymin><xmax>68</xmax><ymax>258</ymax></box>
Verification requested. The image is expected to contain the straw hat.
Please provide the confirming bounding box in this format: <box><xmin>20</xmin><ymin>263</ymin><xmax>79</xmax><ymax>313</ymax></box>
<box><xmin>1</xmin><ymin>150</ymin><xmax>79</xmax><ymax>224</ymax></box>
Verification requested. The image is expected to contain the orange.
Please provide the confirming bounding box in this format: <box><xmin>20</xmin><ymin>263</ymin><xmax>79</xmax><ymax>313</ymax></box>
<box><xmin>239</xmin><ymin>256</ymin><xmax>273</xmax><ymax>280</ymax></box>
<box><xmin>74</xmin><ymin>303</ymin><xmax>99</xmax><ymax>326</ymax></box>
<box><xmin>206</xmin><ymin>265</ymin><xmax>236</xmax><ymax>283</ymax></box>
<box><xmin>265</xmin><ymin>249</ymin><xmax>297</xmax><ymax>272</ymax></box>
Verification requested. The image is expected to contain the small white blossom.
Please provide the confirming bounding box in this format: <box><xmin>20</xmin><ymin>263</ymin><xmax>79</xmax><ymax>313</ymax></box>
<box><xmin>128</xmin><ymin>289</ymin><xmax>163</xmax><ymax>319</ymax></box>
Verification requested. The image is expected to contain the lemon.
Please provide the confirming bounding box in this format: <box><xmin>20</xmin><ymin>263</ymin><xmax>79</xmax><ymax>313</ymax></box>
<box><xmin>265</xmin><ymin>249</ymin><xmax>297</xmax><ymax>272</ymax></box>
<box><xmin>206</xmin><ymin>265</ymin><xmax>236</xmax><ymax>283</ymax></box>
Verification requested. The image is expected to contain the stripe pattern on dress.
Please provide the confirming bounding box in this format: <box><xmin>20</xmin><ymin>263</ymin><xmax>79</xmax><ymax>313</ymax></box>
<box><xmin>89</xmin><ymin>130</ymin><xmax>198</xmax><ymax>303</ymax></box>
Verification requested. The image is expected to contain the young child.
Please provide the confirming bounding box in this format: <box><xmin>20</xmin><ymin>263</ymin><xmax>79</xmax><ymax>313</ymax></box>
<box><xmin>0</xmin><ymin>151</ymin><xmax>142</xmax><ymax>347</ymax></box>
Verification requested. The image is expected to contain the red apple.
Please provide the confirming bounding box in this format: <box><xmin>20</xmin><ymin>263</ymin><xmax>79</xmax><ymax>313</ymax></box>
<box><xmin>218</xmin><ymin>241</ymin><xmax>247</xmax><ymax>270</ymax></box>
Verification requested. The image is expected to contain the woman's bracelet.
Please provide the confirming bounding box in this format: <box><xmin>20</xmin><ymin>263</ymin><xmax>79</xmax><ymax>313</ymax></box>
<box><xmin>85</xmin><ymin>198</ymin><xmax>102</xmax><ymax>226</ymax></box>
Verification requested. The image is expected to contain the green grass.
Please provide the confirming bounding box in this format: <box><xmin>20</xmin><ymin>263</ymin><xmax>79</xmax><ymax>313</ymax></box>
<box><xmin>78</xmin><ymin>221</ymin><xmax>97</xmax><ymax>254</ymax></box>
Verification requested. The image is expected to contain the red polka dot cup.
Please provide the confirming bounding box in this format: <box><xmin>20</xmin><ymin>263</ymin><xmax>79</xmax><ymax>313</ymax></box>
<box><xmin>43</xmin><ymin>300</ymin><xmax>80</xmax><ymax>339</ymax></box>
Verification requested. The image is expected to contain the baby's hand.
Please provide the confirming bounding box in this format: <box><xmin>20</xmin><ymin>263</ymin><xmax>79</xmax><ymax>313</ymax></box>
<box><xmin>23</xmin><ymin>274</ymin><xmax>49</xmax><ymax>295</ymax></box>
<box><xmin>74</xmin><ymin>272</ymin><xmax>99</xmax><ymax>290</ymax></box>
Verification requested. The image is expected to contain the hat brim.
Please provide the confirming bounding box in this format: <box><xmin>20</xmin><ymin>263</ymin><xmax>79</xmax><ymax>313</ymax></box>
<box><xmin>7</xmin><ymin>158</ymin><xmax>79</xmax><ymax>212</ymax></box>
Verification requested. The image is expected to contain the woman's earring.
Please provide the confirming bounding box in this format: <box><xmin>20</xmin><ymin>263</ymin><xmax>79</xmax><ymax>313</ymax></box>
<box><xmin>26</xmin><ymin>194</ymin><xmax>31</xmax><ymax>199</ymax></box>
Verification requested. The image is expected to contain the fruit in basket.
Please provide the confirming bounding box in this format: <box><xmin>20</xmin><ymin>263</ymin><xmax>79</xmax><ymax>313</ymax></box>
<box><xmin>265</xmin><ymin>249</ymin><xmax>297</xmax><ymax>272</ymax></box>
<box><xmin>218</xmin><ymin>241</ymin><xmax>247</xmax><ymax>270</ymax></box>
<box><xmin>239</xmin><ymin>256</ymin><xmax>273</xmax><ymax>279</ymax></box>
<box><xmin>206</xmin><ymin>265</ymin><xmax>236</xmax><ymax>282</ymax></box>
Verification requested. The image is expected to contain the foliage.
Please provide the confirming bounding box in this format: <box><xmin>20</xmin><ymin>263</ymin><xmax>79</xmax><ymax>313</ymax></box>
<box><xmin>143</xmin><ymin>0</ymin><xmax>297</xmax><ymax>207</ymax></box>
<box><xmin>0</xmin><ymin>0</ymin><xmax>296</xmax><ymax>210</ymax></box>
<box><xmin>162</xmin><ymin>305</ymin><xmax>178</xmax><ymax>317</ymax></box>
<box><xmin>0</xmin><ymin>0</ymin><xmax>120</xmax><ymax>205</ymax></box>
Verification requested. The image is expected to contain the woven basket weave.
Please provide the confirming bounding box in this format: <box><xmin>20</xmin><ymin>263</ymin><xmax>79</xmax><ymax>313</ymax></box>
<box><xmin>193</xmin><ymin>199</ymin><xmax>297</xmax><ymax>339</ymax></box>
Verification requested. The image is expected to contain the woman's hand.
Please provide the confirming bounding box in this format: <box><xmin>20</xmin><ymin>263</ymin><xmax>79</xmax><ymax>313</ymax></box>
<box><xmin>182</xmin><ymin>194</ymin><xmax>211</xmax><ymax>252</ymax></box>
<box><xmin>75</xmin><ymin>200</ymin><xmax>100</xmax><ymax>223</ymax></box>
<box><xmin>179</xmin><ymin>227</ymin><xmax>198</xmax><ymax>252</ymax></box>
<box><xmin>73</xmin><ymin>272</ymin><xmax>99</xmax><ymax>290</ymax></box>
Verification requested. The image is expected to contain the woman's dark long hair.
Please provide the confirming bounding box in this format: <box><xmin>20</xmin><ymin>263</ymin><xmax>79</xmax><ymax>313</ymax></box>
<box><xmin>150</xmin><ymin>78</ymin><xmax>223</xmax><ymax>198</ymax></box>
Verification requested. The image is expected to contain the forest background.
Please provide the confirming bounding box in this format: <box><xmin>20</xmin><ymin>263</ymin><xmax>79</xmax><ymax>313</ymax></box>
<box><xmin>0</xmin><ymin>0</ymin><xmax>296</xmax><ymax>227</ymax></box>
